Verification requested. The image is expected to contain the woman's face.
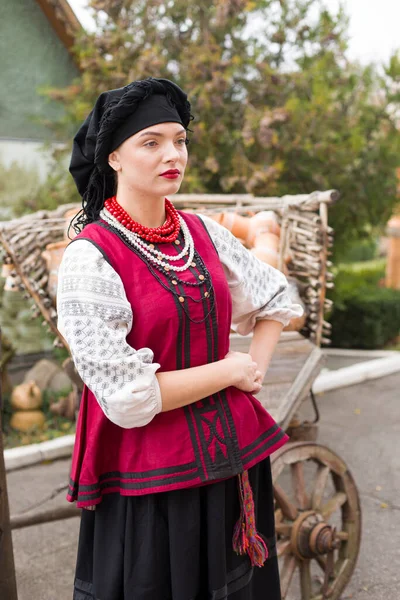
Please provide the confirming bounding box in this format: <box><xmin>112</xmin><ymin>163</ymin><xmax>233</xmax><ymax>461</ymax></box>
<box><xmin>108</xmin><ymin>122</ymin><xmax>188</xmax><ymax>197</ymax></box>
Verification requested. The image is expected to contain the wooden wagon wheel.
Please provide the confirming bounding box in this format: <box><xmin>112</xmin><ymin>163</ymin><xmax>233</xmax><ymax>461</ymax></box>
<box><xmin>271</xmin><ymin>442</ymin><xmax>361</xmax><ymax>600</ymax></box>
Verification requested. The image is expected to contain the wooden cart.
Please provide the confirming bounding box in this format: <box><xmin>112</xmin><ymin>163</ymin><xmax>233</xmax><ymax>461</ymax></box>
<box><xmin>0</xmin><ymin>190</ymin><xmax>361</xmax><ymax>600</ymax></box>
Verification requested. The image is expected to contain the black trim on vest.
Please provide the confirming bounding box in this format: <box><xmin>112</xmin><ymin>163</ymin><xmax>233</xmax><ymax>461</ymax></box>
<box><xmin>200</xmin><ymin>214</ymin><xmax>243</xmax><ymax>474</ymax></box>
<box><xmin>241</xmin><ymin>428</ymin><xmax>287</xmax><ymax>464</ymax></box>
<box><xmin>241</xmin><ymin>423</ymin><xmax>280</xmax><ymax>457</ymax></box>
<box><xmin>196</xmin><ymin>214</ymin><xmax>220</xmax><ymax>256</ymax></box>
<box><xmin>70</xmin><ymin>460</ymin><xmax>199</xmax><ymax>493</ymax></box>
<box><xmin>179</xmin><ymin>214</ymin><xmax>243</xmax><ymax>478</ymax></box>
<box><xmin>74</xmin><ymin>469</ymin><xmax>201</xmax><ymax>500</ymax></box>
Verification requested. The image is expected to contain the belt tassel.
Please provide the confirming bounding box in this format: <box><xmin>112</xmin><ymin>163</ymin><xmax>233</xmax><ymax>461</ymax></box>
<box><xmin>232</xmin><ymin>470</ymin><xmax>269</xmax><ymax>567</ymax></box>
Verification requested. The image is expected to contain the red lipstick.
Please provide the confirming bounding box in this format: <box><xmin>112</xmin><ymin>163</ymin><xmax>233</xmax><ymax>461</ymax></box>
<box><xmin>160</xmin><ymin>169</ymin><xmax>180</xmax><ymax>179</ymax></box>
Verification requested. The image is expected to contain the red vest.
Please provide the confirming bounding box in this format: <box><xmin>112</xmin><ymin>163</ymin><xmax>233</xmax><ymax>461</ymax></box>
<box><xmin>67</xmin><ymin>212</ymin><xmax>288</xmax><ymax>508</ymax></box>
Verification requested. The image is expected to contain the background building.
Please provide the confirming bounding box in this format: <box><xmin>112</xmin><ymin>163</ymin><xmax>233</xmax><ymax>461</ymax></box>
<box><xmin>0</xmin><ymin>0</ymin><xmax>80</xmax><ymax>180</ymax></box>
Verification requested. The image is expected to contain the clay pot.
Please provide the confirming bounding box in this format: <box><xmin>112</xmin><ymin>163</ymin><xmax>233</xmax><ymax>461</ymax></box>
<box><xmin>247</xmin><ymin>211</ymin><xmax>280</xmax><ymax>246</ymax></box>
<box><xmin>11</xmin><ymin>381</ymin><xmax>42</xmax><ymax>410</ymax></box>
<box><xmin>250</xmin><ymin>246</ymin><xmax>279</xmax><ymax>269</ymax></box>
<box><xmin>251</xmin><ymin>232</ymin><xmax>280</xmax><ymax>268</ymax></box>
<box><xmin>220</xmin><ymin>213</ymin><xmax>251</xmax><ymax>241</ymax></box>
<box><xmin>1</xmin><ymin>263</ymin><xmax>14</xmax><ymax>278</ymax></box>
<box><xmin>283</xmin><ymin>313</ymin><xmax>307</xmax><ymax>332</ymax></box>
<box><xmin>42</xmin><ymin>240</ymin><xmax>69</xmax><ymax>301</ymax></box>
<box><xmin>10</xmin><ymin>410</ymin><xmax>46</xmax><ymax>432</ymax></box>
<box><xmin>209</xmin><ymin>213</ymin><xmax>224</xmax><ymax>225</ymax></box>
<box><xmin>253</xmin><ymin>231</ymin><xmax>280</xmax><ymax>250</ymax></box>
<box><xmin>283</xmin><ymin>278</ymin><xmax>307</xmax><ymax>332</ymax></box>
<box><xmin>386</xmin><ymin>215</ymin><xmax>400</xmax><ymax>290</ymax></box>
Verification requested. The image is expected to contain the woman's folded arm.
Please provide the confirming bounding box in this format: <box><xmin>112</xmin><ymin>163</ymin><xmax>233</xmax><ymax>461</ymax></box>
<box><xmin>56</xmin><ymin>239</ymin><xmax>162</xmax><ymax>428</ymax></box>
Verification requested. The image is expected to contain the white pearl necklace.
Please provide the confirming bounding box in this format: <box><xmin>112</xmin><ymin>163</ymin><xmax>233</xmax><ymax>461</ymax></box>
<box><xmin>101</xmin><ymin>207</ymin><xmax>192</xmax><ymax>261</ymax></box>
<box><xmin>100</xmin><ymin>209</ymin><xmax>196</xmax><ymax>273</ymax></box>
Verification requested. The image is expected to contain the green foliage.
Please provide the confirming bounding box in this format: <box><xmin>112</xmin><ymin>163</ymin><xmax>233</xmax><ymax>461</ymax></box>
<box><xmin>0</xmin><ymin>161</ymin><xmax>42</xmax><ymax>220</ymax></box>
<box><xmin>0</xmin><ymin>285</ymin><xmax>55</xmax><ymax>354</ymax></box>
<box><xmin>330</xmin><ymin>259</ymin><xmax>386</xmax><ymax>308</ymax></box>
<box><xmin>339</xmin><ymin>237</ymin><xmax>379</xmax><ymax>263</ymax></box>
<box><xmin>52</xmin><ymin>344</ymin><xmax>71</xmax><ymax>366</ymax></box>
<box><xmin>329</xmin><ymin>286</ymin><xmax>400</xmax><ymax>349</ymax></box>
<box><xmin>328</xmin><ymin>259</ymin><xmax>400</xmax><ymax>348</ymax></box>
<box><xmin>28</xmin><ymin>148</ymin><xmax>81</xmax><ymax>214</ymax></box>
<box><xmin>0</xmin><ymin>154</ymin><xmax>80</xmax><ymax>220</ymax></box>
<box><xmin>38</xmin><ymin>0</ymin><xmax>400</xmax><ymax>251</ymax></box>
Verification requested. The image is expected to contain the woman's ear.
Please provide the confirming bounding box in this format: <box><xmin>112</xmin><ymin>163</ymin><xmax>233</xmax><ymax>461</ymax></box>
<box><xmin>108</xmin><ymin>151</ymin><xmax>121</xmax><ymax>172</ymax></box>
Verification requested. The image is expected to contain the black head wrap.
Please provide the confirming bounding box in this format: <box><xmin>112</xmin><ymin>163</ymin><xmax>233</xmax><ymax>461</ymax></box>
<box><xmin>69</xmin><ymin>77</ymin><xmax>193</xmax><ymax>233</ymax></box>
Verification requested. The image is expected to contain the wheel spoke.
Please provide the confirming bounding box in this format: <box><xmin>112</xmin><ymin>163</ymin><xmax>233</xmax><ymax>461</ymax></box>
<box><xmin>271</xmin><ymin>443</ymin><xmax>361</xmax><ymax>600</ymax></box>
<box><xmin>311</xmin><ymin>465</ymin><xmax>330</xmax><ymax>510</ymax></box>
<box><xmin>277</xmin><ymin>539</ymin><xmax>292</xmax><ymax>557</ymax></box>
<box><xmin>326</xmin><ymin>558</ymin><xmax>349</xmax><ymax>594</ymax></box>
<box><xmin>315</xmin><ymin>555</ymin><xmax>327</xmax><ymax>573</ymax></box>
<box><xmin>315</xmin><ymin>554</ymin><xmax>337</xmax><ymax>582</ymax></box>
<box><xmin>291</xmin><ymin>461</ymin><xmax>309</xmax><ymax>509</ymax></box>
<box><xmin>320</xmin><ymin>492</ymin><xmax>347</xmax><ymax>520</ymax></box>
<box><xmin>274</xmin><ymin>483</ymin><xmax>299</xmax><ymax>521</ymax></box>
<box><xmin>276</xmin><ymin>522</ymin><xmax>292</xmax><ymax>537</ymax></box>
<box><xmin>300</xmin><ymin>559</ymin><xmax>313</xmax><ymax>599</ymax></box>
<box><xmin>280</xmin><ymin>555</ymin><xmax>297</xmax><ymax>599</ymax></box>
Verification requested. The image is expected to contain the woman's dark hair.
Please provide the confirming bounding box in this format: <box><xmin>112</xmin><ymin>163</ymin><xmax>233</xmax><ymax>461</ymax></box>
<box><xmin>69</xmin><ymin>78</ymin><xmax>193</xmax><ymax>237</ymax></box>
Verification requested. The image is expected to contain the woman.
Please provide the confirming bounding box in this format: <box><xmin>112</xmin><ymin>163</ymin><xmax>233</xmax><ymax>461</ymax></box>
<box><xmin>57</xmin><ymin>77</ymin><xmax>303</xmax><ymax>600</ymax></box>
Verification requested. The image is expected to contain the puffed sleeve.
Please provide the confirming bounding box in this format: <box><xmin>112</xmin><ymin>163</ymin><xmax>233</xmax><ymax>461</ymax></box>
<box><xmin>56</xmin><ymin>239</ymin><xmax>162</xmax><ymax>428</ymax></box>
<box><xmin>198</xmin><ymin>214</ymin><xmax>304</xmax><ymax>335</ymax></box>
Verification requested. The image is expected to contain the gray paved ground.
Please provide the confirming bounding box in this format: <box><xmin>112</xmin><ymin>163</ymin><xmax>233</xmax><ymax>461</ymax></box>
<box><xmin>6</xmin><ymin>373</ymin><xmax>400</xmax><ymax>600</ymax></box>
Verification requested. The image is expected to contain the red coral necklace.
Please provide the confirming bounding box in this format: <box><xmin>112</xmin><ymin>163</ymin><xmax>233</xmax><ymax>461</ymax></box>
<box><xmin>104</xmin><ymin>196</ymin><xmax>180</xmax><ymax>243</ymax></box>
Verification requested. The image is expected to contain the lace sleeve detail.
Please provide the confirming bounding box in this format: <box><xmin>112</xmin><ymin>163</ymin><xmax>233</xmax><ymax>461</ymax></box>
<box><xmin>57</xmin><ymin>239</ymin><xmax>162</xmax><ymax>428</ymax></box>
<box><xmin>198</xmin><ymin>214</ymin><xmax>304</xmax><ymax>335</ymax></box>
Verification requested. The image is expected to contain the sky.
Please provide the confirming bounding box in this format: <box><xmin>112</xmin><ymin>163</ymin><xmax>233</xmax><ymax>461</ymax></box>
<box><xmin>68</xmin><ymin>0</ymin><xmax>400</xmax><ymax>66</ymax></box>
<box><xmin>324</xmin><ymin>0</ymin><xmax>400</xmax><ymax>65</ymax></box>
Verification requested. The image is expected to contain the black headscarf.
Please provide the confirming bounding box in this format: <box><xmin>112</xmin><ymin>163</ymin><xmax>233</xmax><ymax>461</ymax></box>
<box><xmin>69</xmin><ymin>77</ymin><xmax>193</xmax><ymax>233</ymax></box>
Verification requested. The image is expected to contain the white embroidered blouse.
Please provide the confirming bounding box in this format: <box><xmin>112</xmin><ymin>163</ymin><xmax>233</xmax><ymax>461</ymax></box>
<box><xmin>57</xmin><ymin>214</ymin><xmax>303</xmax><ymax>429</ymax></box>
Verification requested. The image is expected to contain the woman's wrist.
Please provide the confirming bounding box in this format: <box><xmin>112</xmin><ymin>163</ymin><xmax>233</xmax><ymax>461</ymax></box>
<box><xmin>249</xmin><ymin>319</ymin><xmax>284</xmax><ymax>378</ymax></box>
<box><xmin>217</xmin><ymin>357</ymin><xmax>239</xmax><ymax>388</ymax></box>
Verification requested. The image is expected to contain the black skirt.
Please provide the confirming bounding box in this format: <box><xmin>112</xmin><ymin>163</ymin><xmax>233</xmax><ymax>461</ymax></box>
<box><xmin>73</xmin><ymin>458</ymin><xmax>281</xmax><ymax>600</ymax></box>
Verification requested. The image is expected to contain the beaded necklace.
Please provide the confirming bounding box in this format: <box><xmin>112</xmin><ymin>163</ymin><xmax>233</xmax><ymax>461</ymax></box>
<box><xmin>104</xmin><ymin>197</ymin><xmax>180</xmax><ymax>243</ymax></box>
<box><xmin>99</xmin><ymin>204</ymin><xmax>216</xmax><ymax>324</ymax></box>
<box><xmin>100</xmin><ymin>207</ymin><xmax>195</xmax><ymax>272</ymax></box>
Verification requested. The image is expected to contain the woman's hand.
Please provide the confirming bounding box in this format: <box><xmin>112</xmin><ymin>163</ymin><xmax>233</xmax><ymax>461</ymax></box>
<box><xmin>251</xmin><ymin>370</ymin><xmax>264</xmax><ymax>395</ymax></box>
<box><xmin>224</xmin><ymin>351</ymin><xmax>263</xmax><ymax>394</ymax></box>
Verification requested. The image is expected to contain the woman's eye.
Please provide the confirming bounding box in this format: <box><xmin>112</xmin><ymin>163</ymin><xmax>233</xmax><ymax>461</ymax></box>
<box><xmin>177</xmin><ymin>138</ymin><xmax>188</xmax><ymax>145</ymax></box>
<box><xmin>144</xmin><ymin>141</ymin><xmax>158</xmax><ymax>147</ymax></box>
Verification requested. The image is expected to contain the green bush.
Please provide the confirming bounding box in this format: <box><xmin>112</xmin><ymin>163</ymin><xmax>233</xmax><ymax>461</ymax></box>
<box><xmin>330</xmin><ymin>259</ymin><xmax>386</xmax><ymax>308</ymax></box>
<box><xmin>328</xmin><ymin>260</ymin><xmax>400</xmax><ymax>348</ymax></box>
<box><xmin>340</xmin><ymin>238</ymin><xmax>379</xmax><ymax>263</ymax></box>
